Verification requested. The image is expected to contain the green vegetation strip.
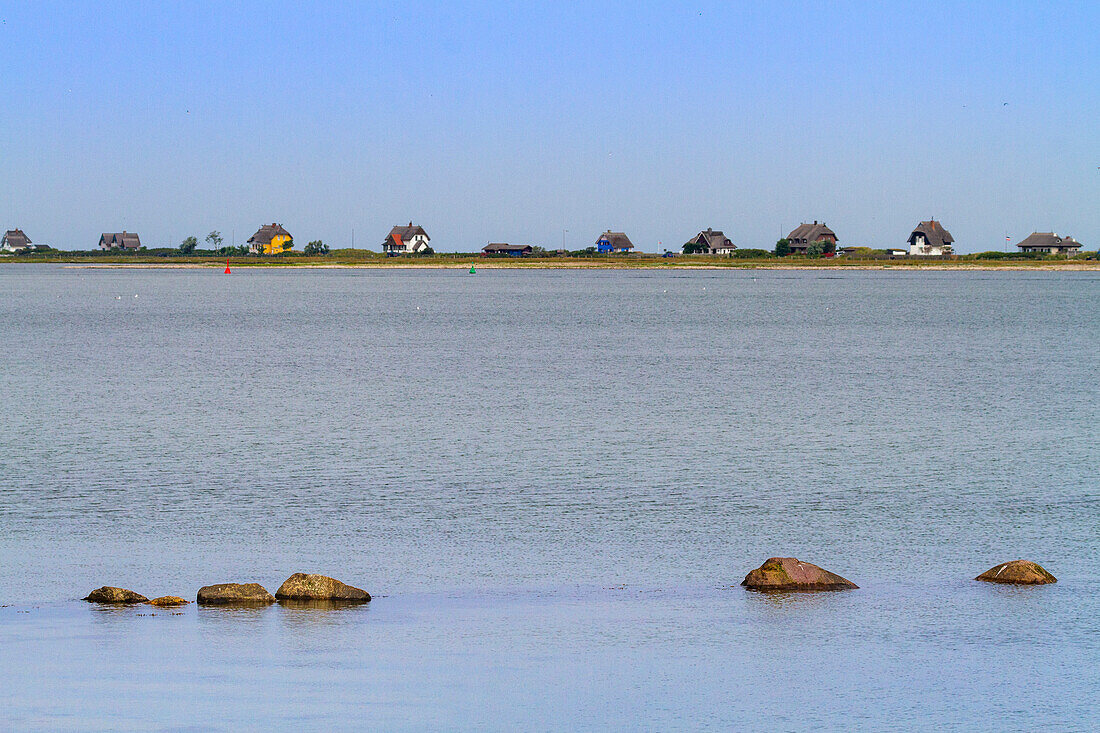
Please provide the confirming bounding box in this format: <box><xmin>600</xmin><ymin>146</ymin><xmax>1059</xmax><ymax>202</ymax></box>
<box><xmin>3</xmin><ymin>249</ymin><xmax>1097</xmax><ymax>269</ymax></box>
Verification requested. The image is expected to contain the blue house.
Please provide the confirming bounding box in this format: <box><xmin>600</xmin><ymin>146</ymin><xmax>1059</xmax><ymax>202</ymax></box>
<box><xmin>595</xmin><ymin>230</ymin><xmax>634</xmax><ymax>253</ymax></box>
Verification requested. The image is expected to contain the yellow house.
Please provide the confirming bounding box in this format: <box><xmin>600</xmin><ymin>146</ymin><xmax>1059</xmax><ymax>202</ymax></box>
<box><xmin>247</xmin><ymin>223</ymin><xmax>293</xmax><ymax>254</ymax></box>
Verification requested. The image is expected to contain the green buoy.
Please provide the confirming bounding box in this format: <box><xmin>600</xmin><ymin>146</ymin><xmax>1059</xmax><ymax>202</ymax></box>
<box><xmin>469</xmin><ymin>265</ymin><xmax>476</xmax><ymax>274</ymax></box>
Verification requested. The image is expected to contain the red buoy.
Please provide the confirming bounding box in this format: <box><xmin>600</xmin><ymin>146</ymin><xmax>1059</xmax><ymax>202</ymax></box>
<box><xmin>224</xmin><ymin>259</ymin><xmax>231</xmax><ymax>274</ymax></box>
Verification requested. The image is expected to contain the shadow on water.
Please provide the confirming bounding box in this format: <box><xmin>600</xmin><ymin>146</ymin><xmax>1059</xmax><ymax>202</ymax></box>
<box><xmin>86</xmin><ymin>602</ymin><xmax>155</xmax><ymax>620</ymax></box>
<box><xmin>274</xmin><ymin>599</ymin><xmax>374</xmax><ymax>630</ymax></box>
<box><xmin>196</xmin><ymin>604</ymin><xmax>274</xmax><ymax>625</ymax></box>
<box><xmin>741</xmin><ymin>587</ymin><xmax>858</xmax><ymax>611</ymax></box>
<box><xmin>275</xmin><ymin>599</ymin><xmax>373</xmax><ymax>611</ymax></box>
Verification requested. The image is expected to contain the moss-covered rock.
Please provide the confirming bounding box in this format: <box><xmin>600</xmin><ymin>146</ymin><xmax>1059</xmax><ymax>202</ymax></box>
<box><xmin>83</xmin><ymin>586</ymin><xmax>149</xmax><ymax>604</ymax></box>
<box><xmin>976</xmin><ymin>560</ymin><xmax>1056</xmax><ymax>585</ymax></box>
<box><xmin>275</xmin><ymin>573</ymin><xmax>371</xmax><ymax>603</ymax></box>
<box><xmin>147</xmin><ymin>596</ymin><xmax>190</xmax><ymax>606</ymax></box>
<box><xmin>196</xmin><ymin>583</ymin><xmax>274</xmax><ymax>605</ymax></box>
<box><xmin>741</xmin><ymin>557</ymin><xmax>858</xmax><ymax>591</ymax></box>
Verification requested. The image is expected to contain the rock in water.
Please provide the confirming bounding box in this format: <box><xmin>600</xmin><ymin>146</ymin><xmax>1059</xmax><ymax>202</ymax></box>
<box><xmin>147</xmin><ymin>596</ymin><xmax>190</xmax><ymax>606</ymax></box>
<box><xmin>275</xmin><ymin>573</ymin><xmax>371</xmax><ymax>603</ymax></box>
<box><xmin>83</xmin><ymin>586</ymin><xmax>149</xmax><ymax>603</ymax></box>
<box><xmin>976</xmin><ymin>560</ymin><xmax>1056</xmax><ymax>585</ymax></box>
<box><xmin>196</xmin><ymin>583</ymin><xmax>275</xmax><ymax>605</ymax></box>
<box><xmin>741</xmin><ymin>557</ymin><xmax>858</xmax><ymax>591</ymax></box>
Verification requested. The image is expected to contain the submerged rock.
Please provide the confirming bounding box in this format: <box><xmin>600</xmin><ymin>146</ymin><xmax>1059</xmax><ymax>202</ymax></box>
<box><xmin>196</xmin><ymin>583</ymin><xmax>275</xmax><ymax>605</ymax></box>
<box><xmin>147</xmin><ymin>596</ymin><xmax>190</xmax><ymax>607</ymax></box>
<box><xmin>976</xmin><ymin>560</ymin><xmax>1056</xmax><ymax>585</ymax></box>
<box><xmin>741</xmin><ymin>557</ymin><xmax>858</xmax><ymax>591</ymax></box>
<box><xmin>83</xmin><ymin>586</ymin><xmax>149</xmax><ymax>604</ymax></box>
<box><xmin>275</xmin><ymin>573</ymin><xmax>371</xmax><ymax>603</ymax></box>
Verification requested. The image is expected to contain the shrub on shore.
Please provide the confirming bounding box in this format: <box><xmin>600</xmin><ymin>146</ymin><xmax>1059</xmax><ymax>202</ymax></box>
<box><xmin>968</xmin><ymin>251</ymin><xmax>1042</xmax><ymax>260</ymax></box>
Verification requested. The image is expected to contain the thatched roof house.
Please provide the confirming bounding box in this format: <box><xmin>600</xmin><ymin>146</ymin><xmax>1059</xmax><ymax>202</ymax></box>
<box><xmin>786</xmin><ymin>221</ymin><xmax>837</xmax><ymax>253</ymax></box>
<box><xmin>1</xmin><ymin>229</ymin><xmax>33</xmax><ymax>252</ymax></box>
<box><xmin>907</xmin><ymin>220</ymin><xmax>954</xmax><ymax>256</ymax></box>
<box><xmin>1016</xmin><ymin>232</ymin><xmax>1083</xmax><ymax>255</ymax></box>
<box><xmin>383</xmin><ymin>223</ymin><xmax>431</xmax><ymax>254</ymax></box>
<box><xmin>683</xmin><ymin>228</ymin><xmax>736</xmax><ymax>255</ymax></box>
<box><xmin>595</xmin><ymin>230</ymin><xmax>634</xmax><ymax>253</ymax></box>
<box><xmin>482</xmin><ymin>243</ymin><xmax>533</xmax><ymax>256</ymax></box>
<box><xmin>247</xmin><ymin>223</ymin><xmax>293</xmax><ymax>254</ymax></box>
<box><xmin>99</xmin><ymin>232</ymin><xmax>141</xmax><ymax>250</ymax></box>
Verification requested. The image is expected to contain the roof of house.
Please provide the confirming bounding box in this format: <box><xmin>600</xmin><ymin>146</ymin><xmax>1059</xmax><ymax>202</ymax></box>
<box><xmin>908</xmin><ymin>220</ymin><xmax>954</xmax><ymax>248</ymax></box>
<box><xmin>100</xmin><ymin>232</ymin><xmax>141</xmax><ymax>248</ymax></box>
<box><xmin>685</xmin><ymin>228</ymin><xmax>735</xmax><ymax>250</ymax></box>
<box><xmin>385</xmin><ymin>223</ymin><xmax>430</xmax><ymax>246</ymax></box>
<box><xmin>596</xmin><ymin>230</ymin><xmax>634</xmax><ymax>249</ymax></box>
<box><xmin>247</xmin><ymin>223</ymin><xmax>292</xmax><ymax>245</ymax></box>
<box><xmin>3</xmin><ymin>229</ymin><xmax>31</xmax><ymax>247</ymax></box>
<box><xmin>1017</xmin><ymin>232</ymin><xmax>1082</xmax><ymax>249</ymax></box>
<box><xmin>482</xmin><ymin>243</ymin><xmax>532</xmax><ymax>252</ymax></box>
<box><xmin>787</xmin><ymin>221</ymin><xmax>837</xmax><ymax>243</ymax></box>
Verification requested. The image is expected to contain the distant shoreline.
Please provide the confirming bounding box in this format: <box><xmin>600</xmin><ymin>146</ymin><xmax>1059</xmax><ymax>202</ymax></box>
<box><xmin>3</xmin><ymin>254</ymin><xmax>1098</xmax><ymax>271</ymax></box>
<box><xmin>47</xmin><ymin>261</ymin><xmax>1100</xmax><ymax>271</ymax></box>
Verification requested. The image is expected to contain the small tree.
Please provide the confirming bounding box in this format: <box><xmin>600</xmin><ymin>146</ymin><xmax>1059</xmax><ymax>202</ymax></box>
<box><xmin>206</xmin><ymin>231</ymin><xmax>223</xmax><ymax>250</ymax></box>
<box><xmin>683</xmin><ymin>241</ymin><xmax>707</xmax><ymax>254</ymax></box>
<box><xmin>304</xmin><ymin>240</ymin><xmax>329</xmax><ymax>255</ymax></box>
<box><xmin>179</xmin><ymin>236</ymin><xmax>198</xmax><ymax>254</ymax></box>
<box><xmin>806</xmin><ymin>240</ymin><xmax>825</xmax><ymax>257</ymax></box>
<box><xmin>774</xmin><ymin>238</ymin><xmax>791</xmax><ymax>257</ymax></box>
<box><xmin>281</xmin><ymin>240</ymin><xmax>293</xmax><ymax>252</ymax></box>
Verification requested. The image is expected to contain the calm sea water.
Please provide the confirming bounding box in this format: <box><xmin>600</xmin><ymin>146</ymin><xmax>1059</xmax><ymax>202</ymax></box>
<box><xmin>0</xmin><ymin>264</ymin><xmax>1097</xmax><ymax>730</ymax></box>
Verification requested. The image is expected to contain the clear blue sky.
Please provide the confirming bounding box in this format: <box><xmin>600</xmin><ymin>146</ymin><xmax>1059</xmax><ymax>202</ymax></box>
<box><xmin>1</xmin><ymin>1</ymin><xmax>1097</xmax><ymax>252</ymax></box>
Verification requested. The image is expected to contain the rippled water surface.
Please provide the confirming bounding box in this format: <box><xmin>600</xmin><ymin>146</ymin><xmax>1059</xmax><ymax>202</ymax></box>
<box><xmin>1</xmin><ymin>265</ymin><xmax>1097</xmax><ymax>730</ymax></box>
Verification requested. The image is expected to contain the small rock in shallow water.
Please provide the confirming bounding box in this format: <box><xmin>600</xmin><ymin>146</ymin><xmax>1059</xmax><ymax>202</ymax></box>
<box><xmin>196</xmin><ymin>583</ymin><xmax>274</xmax><ymax>605</ymax></box>
<box><xmin>147</xmin><ymin>596</ymin><xmax>189</xmax><ymax>606</ymax></box>
<box><xmin>275</xmin><ymin>573</ymin><xmax>371</xmax><ymax>603</ymax></box>
<box><xmin>976</xmin><ymin>560</ymin><xmax>1056</xmax><ymax>585</ymax></box>
<box><xmin>741</xmin><ymin>557</ymin><xmax>858</xmax><ymax>591</ymax></box>
<box><xmin>83</xmin><ymin>586</ymin><xmax>149</xmax><ymax>604</ymax></box>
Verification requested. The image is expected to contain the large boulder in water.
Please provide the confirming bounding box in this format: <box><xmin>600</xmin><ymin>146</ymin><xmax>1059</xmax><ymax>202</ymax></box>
<box><xmin>741</xmin><ymin>557</ymin><xmax>858</xmax><ymax>591</ymax></box>
<box><xmin>275</xmin><ymin>573</ymin><xmax>371</xmax><ymax>603</ymax></box>
<box><xmin>976</xmin><ymin>560</ymin><xmax>1056</xmax><ymax>585</ymax></box>
<box><xmin>196</xmin><ymin>583</ymin><xmax>275</xmax><ymax>605</ymax></box>
<box><xmin>83</xmin><ymin>586</ymin><xmax>148</xmax><ymax>604</ymax></box>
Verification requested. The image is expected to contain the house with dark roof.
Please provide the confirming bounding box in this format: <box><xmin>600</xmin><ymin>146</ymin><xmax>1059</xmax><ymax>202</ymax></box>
<box><xmin>1</xmin><ymin>229</ymin><xmax>33</xmax><ymax>253</ymax></box>
<box><xmin>99</xmin><ymin>232</ymin><xmax>142</xmax><ymax>250</ymax></box>
<box><xmin>786</xmin><ymin>221</ymin><xmax>837</xmax><ymax>253</ymax></box>
<box><xmin>383</xmin><ymin>223</ymin><xmax>431</xmax><ymax>255</ymax></box>
<box><xmin>683</xmin><ymin>228</ymin><xmax>736</xmax><ymax>255</ymax></box>
<box><xmin>482</xmin><ymin>243</ymin><xmax>533</xmax><ymax>257</ymax></box>
<box><xmin>1016</xmin><ymin>232</ymin><xmax>1083</xmax><ymax>255</ymax></box>
<box><xmin>907</xmin><ymin>220</ymin><xmax>954</xmax><ymax>256</ymax></box>
<box><xmin>246</xmin><ymin>223</ymin><xmax>293</xmax><ymax>255</ymax></box>
<box><xmin>595</xmin><ymin>230</ymin><xmax>634</xmax><ymax>253</ymax></box>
